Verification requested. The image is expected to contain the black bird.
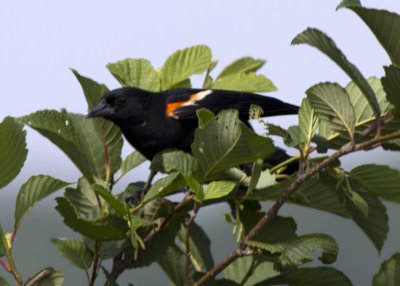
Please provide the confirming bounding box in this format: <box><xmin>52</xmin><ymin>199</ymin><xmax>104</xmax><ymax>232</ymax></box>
<box><xmin>88</xmin><ymin>87</ymin><xmax>299</xmax><ymax>174</ymax></box>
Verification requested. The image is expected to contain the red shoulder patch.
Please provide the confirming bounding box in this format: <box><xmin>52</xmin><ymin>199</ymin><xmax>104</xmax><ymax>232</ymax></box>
<box><xmin>166</xmin><ymin>90</ymin><xmax>212</xmax><ymax>118</ymax></box>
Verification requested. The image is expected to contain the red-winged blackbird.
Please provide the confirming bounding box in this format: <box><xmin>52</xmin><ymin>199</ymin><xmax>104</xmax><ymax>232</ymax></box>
<box><xmin>88</xmin><ymin>87</ymin><xmax>299</xmax><ymax>172</ymax></box>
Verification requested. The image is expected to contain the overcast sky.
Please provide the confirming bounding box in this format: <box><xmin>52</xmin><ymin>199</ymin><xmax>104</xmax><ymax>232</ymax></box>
<box><xmin>1</xmin><ymin>1</ymin><xmax>400</xmax><ymax>285</ymax></box>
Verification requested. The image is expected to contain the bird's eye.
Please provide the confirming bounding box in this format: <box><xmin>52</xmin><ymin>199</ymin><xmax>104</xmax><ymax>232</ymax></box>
<box><xmin>118</xmin><ymin>97</ymin><xmax>127</xmax><ymax>104</ymax></box>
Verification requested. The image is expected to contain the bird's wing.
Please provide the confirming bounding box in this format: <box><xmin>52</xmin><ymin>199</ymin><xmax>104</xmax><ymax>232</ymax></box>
<box><xmin>164</xmin><ymin>88</ymin><xmax>299</xmax><ymax>120</ymax></box>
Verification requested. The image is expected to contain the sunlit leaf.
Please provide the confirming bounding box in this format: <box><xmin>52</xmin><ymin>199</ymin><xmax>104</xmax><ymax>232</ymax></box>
<box><xmin>211</xmin><ymin>73</ymin><xmax>276</xmax><ymax>92</ymax></box>
<box><xmin>203</xmin><ymin>181</ymin><xmax>236</xmax><ymax>201</ymax></box>
<box><xmin>299</xmin><ymin>98</ymin><xmax>318</xmax><ymax>150</ymax></box>
<box><xmin>307</xmin><ymin>82</ymin><xmax>356</xmax><ymax>139</ymax></box>
<box><xmin>15</xmin><ymin>175</ymin><xmax>70</xmax><ymax>228</ymax></box>
<box><xmin>143</xmin><ymin>172</ymin><xmax>186</xmax><ymax>202</ymax></box>
<box><xmin>161</xmin><ymin>45</ymin><xmax>212</xmax><ymax>90</ymax></box>
<box><xmin>373</xmin><ymin>253</ymin><xmax>400</xmax><ymax>286</ymax></box>
<box><xmin>247</xmin><ymin>233</ymin><xmax>338</xmax><ymax>268</ymax></box>
<box><xmin>217</xmin><ymin>57</ymin><xmax>266</xmax><ymax>79</ymax></box>
<box><xmin>107</xmin><ymin>58</ymin><xmax>160</xmax><ymax>91</ymax></box>
<box><xmin>192</xmin><ymin>109</ymin><xmax>275</xmax><ymax>180</ymax></box>
<box><xmin>292</xmin><ymin>28</ymin><xmax>380</xmax><ymax>117</ymax></box>
<box><xmin>120</xmin><ymin>151</ymin><xmax>147</xmax><ymax>177</ymax></box>
<box><xmin>55</xmin><ymin>197</ymin><xmax>129</xmax><ymax>241</ymax></box>
<box><xmin>350</xmin><ymin>164</ymin><xmax>400</xmax><ymax>203</ymax></box>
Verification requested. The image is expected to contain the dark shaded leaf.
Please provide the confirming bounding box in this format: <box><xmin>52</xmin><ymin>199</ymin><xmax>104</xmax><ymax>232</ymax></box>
<box><xmin>255</xmin><ymin>267</ymin><xmax>352</xmax><ymax>286</ymax></box>
<box><xmin>0</xmin><ymin>117</ymin><xmax>27</xmax><ymax>189</ymax></box>
<box><xmin>51</xmin><ymin>238</ymin><xmax>93</xmax><ymax>269</ymax></box>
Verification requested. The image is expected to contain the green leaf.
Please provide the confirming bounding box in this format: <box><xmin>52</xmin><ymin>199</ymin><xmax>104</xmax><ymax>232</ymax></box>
<box><xmin>299</xmin><ymin>98</ymin><xmax>318</xmax><ymax>149</ymax></box>
<box><xmin>203</xmin><ymin>181</ymin><xmax>236</xmax><ymax>201</ymax></box>
<box><xmin>157</xmin><ymin>244</ymin><xmax>192</xmax><ymax>286</ymax></box>
<box><xmin>217</xmin><ymin>57</ymin><xmax>266</xmax><ymax>79</ymax></box>
<box><xmin>192</xmin><ymin>109</ymin><xmax>275</xmax><ymax>180</ymax></box>
<box><xmin>350</xmin><ymin>164</ymin><xmax>400</xmax><ymax>203</ymax></box>
<box><xmin>224</xmin><ymin>256</ymin><xmax>277</xmax><ymax>286</ymax></box>
<box><xmin>15</xmin><ymin>175</ymin><xmax>70</xmax><ymax>228</ymax></box>
<box><xmin>318</xmin><ymin>77</ymin><xmax>392</xmax><ymax>149</ymax></box>
<box><xmin>72</xmin><ymin>70</ymin><xmax>123</xmax><ymax>176</ymax></box>
<box><xmin>120</xmin><ymin>151</ymin><xmax>146</xmax><ymax>177</ymax></box>
<box><xmin>382</xmin><ymin>65</ymin><xmax>400</xmax><ymax>109</ymax></box>
<box><xmin>25</xmin><ymin>268</ymin><xmax>64</xmax><ymax>286</ymax></box>
<box><xmin>286</xmin><ymin>126</ymin><xmax>301</xmax><ymax>147</ymax></box>
<box><xmin>251</xmin><ymin>174</ymin><xmax>350</xmax><ymax>218</ymax></box>
<box><xmin>92</xmin><ymin>184</ymin><xmax>129</xmax><ymax>217</ymax></box>
<box><xmin>196</xmin><ymin>108</ymin><xmax>214</xmax><ymax>128</ymax></box>
<box><xmin>307</xmin><ymin>82</ymin><xmax>356</xmax><ymax>139</ymax></box>
<box><xmin>292</xmin><ymin>28</ymin><xmax>381</xmax><ymax>117</ymax></box>
<box><xmin>51</xmin><ymin>238</ymin><xmax>93</xmax><ymax>269</ymax></box>
<box><xmin>336</xmin><ymin>0</ymin><xmax>361</xmax><ymax>10</ymax></box>
<box><xmin>151</xmin><ymin>150</ymin><xmax>198</xmax><ymax>176</ymax></box>
<box><xmin>182</xmin><ymin>222</ymin><xmax>214</xmax><ymax>271</ymax></box>
<box><xmin>106</xmin><ymin>58</ymin><xmax>160</xmax><ymax>91</ymax></box>
<box><xmin>0</xmin><ymin>277</ymin><xmax>9</xmax><ymax>286</ymax></box>
<box><xmin>55</xmin><ymin>197</ymin><xmax>129</xmax><ymax>241</ymax></box>
<box><xmin>246</xmin><ymin>159</ymin><xmax>263</xmax><ymax>196</ymax></box>
<box><xmin>343</xmin><ymin>182</ymin><xmax>369</xmax><ymax>217</ymax></box>
<box><xmin>242</xmin><ymin>214</ymin><xmax>297</xmax><ymax>243</ymax></box>
<box><xmin>345</xmin><ymin>188</ymin><xmax>388</xmax><ymax>251</ymax></box>
<box><xmin>247</xmin><ymin>233</ymin><xmax>338</xmax><ymax>268</ymax></box>
<box><xmin>64</xmin><ymin>177</ymin><xmax>100</xmax><ymax>219</ymax></box>
<box><xmin>161</xmin><ymin>45</ymin><xmax>212</xmax><ymax>90</ymax></box>
<box><xmin>255</xmin><ymin>267</ymin><xmax>352</xmax><ymax>286</ymax></box>
<box><xmin>340</xmin><ymin>5</ymin><xmax>400</xmax><ymax>67</ymax></box>
<box><xmin>373</xmin><ymin>253</ymin><xmax>400</xmax><ymax>286</ymax></box>
<box><xmin>143</xmin><ymin>172</ymin><xmax>186</xmax><ymax>202</ymax></box>
<box><xmin>71</xmin><ymin>69</ymin><xmax>108</xmax><ymax>111</ymax></box>
<box><xmin>211</xmin><ymin>73</ymin><xmax>276</xmax><ymax>92</ymax></box>
<box><xmin>0</xmin><ymin>224</ymin><xmax>9</xmax><ymax>257</ymax></box>
<box><xmin>0</xmin><ymin>117</ymin><xmax>27</xmax><ymax>189</ymax></box>
<box><xmin>21</xmin><ymin>110</ymin><xmax>121</xmax><ymax>182</ymax></box>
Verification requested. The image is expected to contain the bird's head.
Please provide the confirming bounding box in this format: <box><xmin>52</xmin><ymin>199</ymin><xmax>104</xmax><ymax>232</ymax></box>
<box><xmin>87</xmin><ymin>87</ymin><xmax>151</xmax><ymax>124</ymax></box>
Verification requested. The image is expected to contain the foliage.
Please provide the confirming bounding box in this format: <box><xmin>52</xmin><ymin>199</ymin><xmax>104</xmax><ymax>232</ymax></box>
<box><xmin>1</xmin><ymin>1</ymin><xmax>400</xmax><ymax>285</ymax></box>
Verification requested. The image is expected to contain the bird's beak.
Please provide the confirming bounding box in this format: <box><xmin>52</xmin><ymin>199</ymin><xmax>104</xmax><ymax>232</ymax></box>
<box><xmin>87</xmin><ymin>100</ymin><xmax>112</xmax><ymax>118</ymax></box>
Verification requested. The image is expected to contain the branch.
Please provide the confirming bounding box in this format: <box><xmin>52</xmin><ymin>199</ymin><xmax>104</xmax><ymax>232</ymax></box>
<box><xmin>185</xmin><ymin>202</ymin><xmax>201</xmax><ymax>286</ymax></box>
<box><xmin>194</xmin><ymin>127</ymin><xmax>400</xmax><ymax>285</ymax></box>
<box><xmin>25</xmin><ymin>268</ymin><xmax>52</xmax><ymax>286</ymax></box>
<box><xmin>89</xmin><ymin>241</ymin><xmax>101</xmax><ymax>286</ymax></box>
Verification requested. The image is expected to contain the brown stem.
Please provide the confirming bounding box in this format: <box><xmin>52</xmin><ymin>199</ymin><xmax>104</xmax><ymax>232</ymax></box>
<box><xmin>185</xmin><ymin>203</ymin><xmax>201</xmax><ymax>286</ymax></box>
<box><xmin>89</xmin><ymin>241</ymin><xmax>101</xmax><ymax>286</ymax></box>
<box><xmin>25</xmin><ymin>268</ymin><xmax>52</xmax><ymax>286</ymax></box>
<box><xmin>194</xmin><ymin>127</ymin><xmax>400</xmax><ymax>285</ymax></box>
<box><xmin>0</xmin><ymin>258</ymin><xmax>9</xmax><ymax>271</ymax></box>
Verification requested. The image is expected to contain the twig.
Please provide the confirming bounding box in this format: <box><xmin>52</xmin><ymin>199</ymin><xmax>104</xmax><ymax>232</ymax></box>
<box><xmin>194</xmin><ymin>127</ymin><xmax>400</xmax><ymax>285</ymax></box>
<box><xmin>108</xmin><ymin>194</ymin><xmax>194</xmax><ymax>280</ymax></box>
<box><xmin>185</xmin><ymin>202</ymin><xmax>201</xmax><ymax>286</ymax></box>
<box><xmin>89</xmin><ymin>241</ymin><xmax>101</xmax><ymax>286</ymax></box>
<box><xmin>0</xmin><ymin>258</ymin><xmax>9</xmax><ymax>271</ymax></box>
<box><xmin>25</xmin><ymin>268</ymin><xmax>52</xmax><ymax>286</ymax></box>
